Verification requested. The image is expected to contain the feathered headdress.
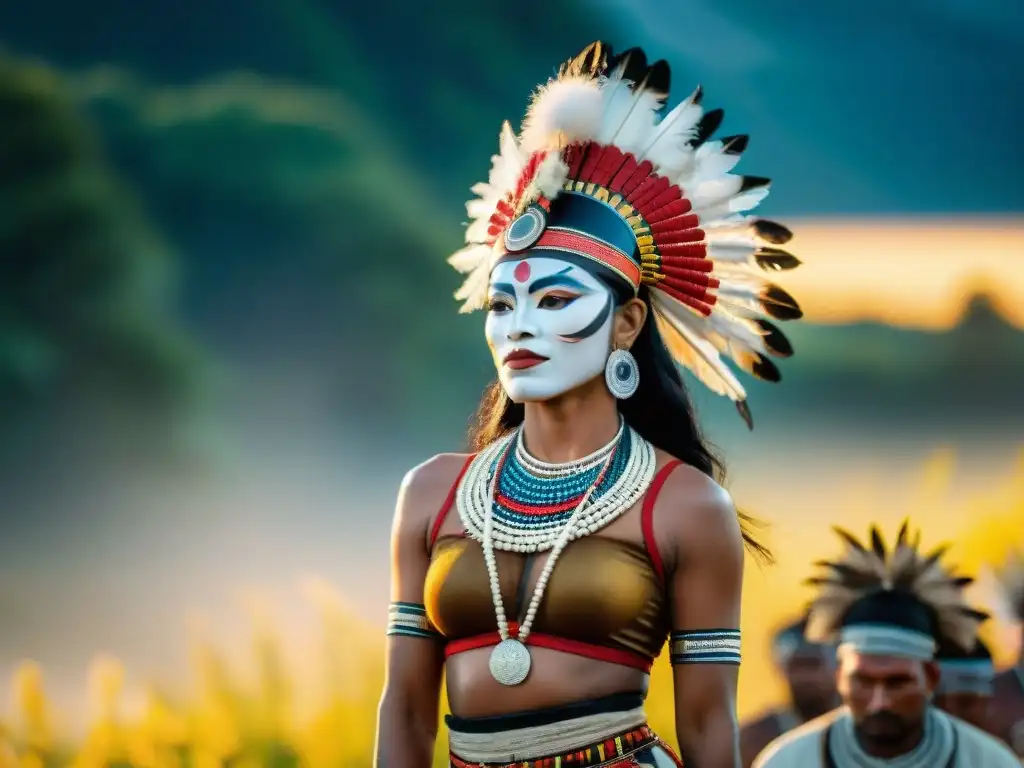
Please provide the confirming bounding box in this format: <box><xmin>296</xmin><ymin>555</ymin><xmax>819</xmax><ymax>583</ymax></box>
<box><xmin>804</xmin><ymin>522</ymin><xmax>988</xmax><ymax>659</ymax></box>
<box><xmin>447</xmin><ymin>42</ymin><xmax>803</xmax><ymax>427</ymax></box>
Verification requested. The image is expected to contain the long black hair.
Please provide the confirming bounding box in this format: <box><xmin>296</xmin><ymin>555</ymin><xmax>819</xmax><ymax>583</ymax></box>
<box><xmin>466</xmin><ymin>273</ymin><xmax>772</xmax><ymax>563</ymax></box>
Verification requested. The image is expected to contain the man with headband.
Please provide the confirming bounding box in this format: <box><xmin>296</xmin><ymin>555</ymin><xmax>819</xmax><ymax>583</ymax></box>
<box><xmin>754</xmin><ymin>523</ymin><xmax>1019</xmax><ymax>767</ymax></box>
<box><xmin>740</xmin><ymin>616</ymin><xmax>838</xmax><ymax>767</ymax></box>
<box><xmin>992</xmin><ymin>550</ymin><xmax>1024</xmax><ymax>758</ymax></box>
<box><xmin>934</xmin><ymin>634</ymin><xmax>996</xmax><ymax>733</ymax></box>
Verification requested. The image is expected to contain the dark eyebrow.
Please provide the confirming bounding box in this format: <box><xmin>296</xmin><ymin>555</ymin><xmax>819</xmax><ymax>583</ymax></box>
<box><xmin>489</xmin><ymin>282</ymin><xmax>516</xmax><ymax>296</ymax></box>
<box><xmin>528</xmin><ymin>267</ymin><xmax>590</xmax><ymax>294</ymax></box>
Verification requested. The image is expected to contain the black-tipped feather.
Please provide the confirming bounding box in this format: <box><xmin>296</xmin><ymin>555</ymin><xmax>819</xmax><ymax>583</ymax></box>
<box><xmin>646</xmin><ymin>59</ymin><xmax>671</xmax><ymax>96</ymax></box>
<box><xmin>762</xmin><ymin>284</ymin><xmax>803</xmax><ymax>320</ymax></box>
<box><xmin>757</xmin><ymin>319</ymin><xmax>793</xmax><ymax>357</ymax></box>
<box><xmin>736</xmin><ymin>400</ymin><xmax>753</xmax><ymax>430</ymax></box>
<box><xmin>753</xmin><ymin>219</ymin><xmax>793</xmax><ymax>244</ymax></box>
<box><xmin>750</xmin><ymin>354</ymin><xmax>781</xmax><ymax>383</ymax></box>
<box><xmin>833</xmin><ymin>527</ymin><xmax>868</xmax><ymax>552</ymax></box>
<box><xmin>755</xmin><ymin>247</ymin><xmax>801</xmax><ymax>272</ymax></box>
<box><xmin>896</xmin><ymin>520</ymin><xmax>909</xmax><ymax>546</ymax></box>
<box><xmin>721</xmin><ymin>134</ymin><xmax>749</xmax><ymax>154</ymax></box>
<box><xmin>615</xmin><ymin>48</ymin><xmax>650</xmax><ymax>85</ymax></box>
<box><xmin>739</xmin><ymin>175</ymin><xmax>772</xmax><ymax>193</ymax></box>
<box><xmin>870</xmin><ymin>526</ymin><xmax>887</xmax><ymax>560</ymax></box>
<box><xmin>919</xmin><ymin>544</ymin><xmax>952</xmax><ymax>572</ymax></box>
<box><xmin>691</xmin><ymin>108</ymin><xmax>724</xmax><ymax>146</ymax></box>
<box><xmin>823</xmin><ymin>562</ymin><xmax>884</xmax><ymax>588</ymax></box>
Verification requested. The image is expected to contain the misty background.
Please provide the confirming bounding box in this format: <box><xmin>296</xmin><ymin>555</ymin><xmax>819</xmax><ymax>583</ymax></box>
<box><xmin>1</xmin><ymin>0</ymin><xmax>1022</xmax><ymax>726</ymax></box>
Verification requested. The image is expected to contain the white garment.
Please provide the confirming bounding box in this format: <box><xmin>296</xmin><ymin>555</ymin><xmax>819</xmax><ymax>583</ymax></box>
<box><xmin>753</xmin><ymin>707</ymin><xmax>1020</xmax><ymax>768</ymax></box>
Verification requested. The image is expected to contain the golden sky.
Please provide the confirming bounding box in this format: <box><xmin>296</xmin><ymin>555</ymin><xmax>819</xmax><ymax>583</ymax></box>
<box><xmin>776</xmin><ymin>218</ymin><xmax>1024</xmax><ymax>330</ymax></box>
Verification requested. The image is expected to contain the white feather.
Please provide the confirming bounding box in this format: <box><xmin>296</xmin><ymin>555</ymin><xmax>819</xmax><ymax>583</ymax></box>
<box><xmin>691</xmin><ymin>139</ymin><xmax>743</xmax><ymax>182</ymax></box>
<box><xmin>447</xmin><ymin>243</ymin><xmax>490</xmax><ymax>274</ymax></box>
<box><xmin>693</xmin><ymin>187</ymin><xmax>771</xmax><ymax>221</ymax></box>
<box><xmin>690</xmin><ymin>175</ymin><xmax>744</xmax><ymax>208</ymax></box>
<box><xmin>707</xmin><ymin>239</ymin><xmax>758</xmax><ymax>264</ymax></box>
<box><xmin>651</xmin><ymin>293</ymin><xmax>747</xmax><ymax>401</ymax></box>
<box><xmin>465</xmin><ymin>216</ymin><xmax>493</xmax><ymax>244</ymax></box>
<box><xmin>640</xmin><ymin>87</ymin><xmax>703</xmax><ymax>175</ymax></box>
<box><xmin>453</xmin><ymin>260</ymin><xmax>491</xmax><ymax>314</ymax></box>
<box><xmin>534</xmin><ymin>153</ymin><xmax>570</xmax><ymax>199</ymax></box>
<box><xmin>520</xmin><ymin>76</ymin><xmax>604</xmax><ymax>153</ymax></box>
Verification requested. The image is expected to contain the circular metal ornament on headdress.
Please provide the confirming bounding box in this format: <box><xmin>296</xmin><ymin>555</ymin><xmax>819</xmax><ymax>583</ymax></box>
<box><xmin>605</xmin><ymin>349</ymin><xmax>639</xmax><ymax>400</ymax></box>
<box><xmin>503</xmin><ymin>204</ymin><xmax>547</xmax><ymax>253</ymax></box>
<box><xmin>489</xmin><ymin>638</ymin><xmax>531</xmax><ymax>686</ymax></box>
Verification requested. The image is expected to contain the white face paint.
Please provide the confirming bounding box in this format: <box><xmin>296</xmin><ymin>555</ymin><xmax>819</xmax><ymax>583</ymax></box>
<box><xmin>485</xmin><ymin>256</ymin><xmax>615</xmax><ymax>403</ymax></box>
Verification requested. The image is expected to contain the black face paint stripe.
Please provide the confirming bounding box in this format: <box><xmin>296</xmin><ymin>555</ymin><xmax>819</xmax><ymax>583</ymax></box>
<box><xmin>558</xmin><ymin>291</ymin><xmax>614</xmax><ymax>341</ymax></box>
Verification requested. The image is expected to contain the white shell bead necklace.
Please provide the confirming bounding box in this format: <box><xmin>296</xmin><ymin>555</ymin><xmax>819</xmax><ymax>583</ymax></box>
<box><xmin>464</xmin><ymin>421</ymin><xmax>658</xmax><ymax>685</ymax></box>
<box><xmin>456</xmin><ymin>423</ymin><xmax>657</xmax><ymax>554</ymax></box>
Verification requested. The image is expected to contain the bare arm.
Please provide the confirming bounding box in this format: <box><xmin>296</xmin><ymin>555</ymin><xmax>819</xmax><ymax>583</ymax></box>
<box><xmin>374</xmin><ymin>456</ymin><xmax>460</xmax><ymax>768</ymax></box>
<box><xmin>660</xmin><ymin>467</ymin><xmax>746</xmax><ymax>767</ymax></box>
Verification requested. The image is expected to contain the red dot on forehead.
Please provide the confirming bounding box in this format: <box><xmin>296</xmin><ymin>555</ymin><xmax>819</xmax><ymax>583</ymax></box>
<box><xmin>513</xmin><ymin>261</ymin><xmax>531</xmax><ymax>283</ymax></box>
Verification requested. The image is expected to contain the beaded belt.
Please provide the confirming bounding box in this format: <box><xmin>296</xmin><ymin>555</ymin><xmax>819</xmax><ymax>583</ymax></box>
<box><xmin>450</xmin><ymin>724</ymin><xmax>658</xmax><ymax>768</ymax></box>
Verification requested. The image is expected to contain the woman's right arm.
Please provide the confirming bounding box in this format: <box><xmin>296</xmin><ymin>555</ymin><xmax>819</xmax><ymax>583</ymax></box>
<box><xmin>374</xmin><ymin>456</ymin><xmax>453</xmax><ymax>768</ymax></box>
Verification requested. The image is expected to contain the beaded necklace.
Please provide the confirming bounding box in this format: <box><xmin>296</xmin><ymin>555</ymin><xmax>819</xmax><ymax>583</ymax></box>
<box><xmin>457</xmin><ymin>420</ymin><xmax>658</xmax><ymax>685</ymax></box>
<box><xmin>457</xmin><ymin>421</ymin><xmax>657</xmax><ymax>553</ymax></box>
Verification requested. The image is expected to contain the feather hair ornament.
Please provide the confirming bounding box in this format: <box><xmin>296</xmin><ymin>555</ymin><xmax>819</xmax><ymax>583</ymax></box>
<box><xmin>446</xmin><ymin>41</ymin><xmax>803</xmax><ymax>428</ymax></box>
<box><xmin>803</xmin><ymin>521</ymin><xmax>989</xmax><ymax>653</ymax></box>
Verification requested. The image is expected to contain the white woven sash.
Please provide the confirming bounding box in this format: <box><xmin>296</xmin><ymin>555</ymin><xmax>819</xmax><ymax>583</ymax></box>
<box><xmin>448</xmin><ymin>706</ymin><xmax>646</xmax><ymax>763</ymax></box>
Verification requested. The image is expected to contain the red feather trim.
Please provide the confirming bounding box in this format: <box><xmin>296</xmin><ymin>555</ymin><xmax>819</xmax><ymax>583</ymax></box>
<box><xmin>593</xmin><ymin>146</ymin><xmax>626</xmax><ymax>186</ymax></box>
<box><xmin>621</xmin><ymin>160</ymin><xmax>655</xmax><ymax>196</ymax></box>
<box><xmin>650</xmin><ymin>214</ymin><xmax>701</xmax><ymax>234</ymax></box>
<box><xmin>514</xmin><ymin>151</ymin><xmax>547</xmax><ymax>202</ymax></box>
<box><xmin>627</xmin><ymin>175</ymin><xmax>668</xmax><ymax>207</ymax></box>
<box><xmin>645</xmin><ymin>198</ymin><xmax>693</xmax><ymax>223</ymax></box>
<box><xmin>643</xmin><ymin>185</ymin><xmax>685</xmax><ymax>213</ymax></box>
<box><xmin>656</xmin><ymin>227</ymin><xmax>705</xmax><ymax>245</ymax></box>
<box><xmin>659</xmin><ymin>274</ymin><xmax>712</xmax><ymax>302</ymax></box>
<box><xmin>659</xmin><ymin>267</ymin><xmax>720</xmax><ymax>289</ymax></box>
<box><xmin>495</xmin><ymin>199</ymin><xmax>515</xmax><ymax>219</ymax></box>
<box><xmin>659</xmin><ymin>242</ymin><xmax>708</xmax><ymax>259</ymax></box>
<box><xmin>655</xmin><ymin>285</ymin><xmax>715</xmax><ymax>316</ymax></box>
<box><xmin>579</xmin><ymin>143</ymin><xmax>605</xmax><ymax>183</ymax></box>
<box><xmin>610</xmin><ymin>154</ymin><xmax>641</xmax><ymax>190</ymax></box>
<box><xmin>564</xmin><ymin>143</ymin><xmax>587</xmax><ymax>178</ymax></box>
<box><xmin>659</xmin><ymin>256</ymin><xmax>714</xmax><ymax>273</ymax></box>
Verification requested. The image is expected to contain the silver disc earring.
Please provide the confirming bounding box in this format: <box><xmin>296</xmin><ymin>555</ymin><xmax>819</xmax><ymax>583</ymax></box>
<box><xmin>605</xmin><ymin>349</ymin><xmax>639</xmax><ymax>400</ymax></box>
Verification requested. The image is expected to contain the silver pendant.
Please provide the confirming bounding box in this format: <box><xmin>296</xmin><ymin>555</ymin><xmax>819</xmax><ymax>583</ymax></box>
<box><xmin>489</xmin><ymin>638</ymin><xmax>531</xmax><ymax>686</ymax></box>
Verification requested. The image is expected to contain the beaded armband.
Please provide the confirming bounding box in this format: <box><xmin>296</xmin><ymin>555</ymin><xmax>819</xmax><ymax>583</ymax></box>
<box><xmin>386</xmin><ymin>602</ymin><xmax>442</xmax><ymax>640</ymax></box>
<box><xmin>670</xmin><ymin>629</ymin><xmax>741</xmax><ymax>665</ymax></box>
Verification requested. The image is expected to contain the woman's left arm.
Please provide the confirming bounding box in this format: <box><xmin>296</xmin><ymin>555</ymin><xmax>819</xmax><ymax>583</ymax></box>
<box><xmin>659</xmin><ymin>468</ymin><xmax>746</xmax><ymax>767</ymax></box>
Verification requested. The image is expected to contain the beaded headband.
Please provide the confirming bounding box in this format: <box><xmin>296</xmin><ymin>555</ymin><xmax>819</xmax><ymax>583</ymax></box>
<box><xmin>447</xmin><ymin>41</ymin><xmax>805</xmax><ymax>427</ymax></box>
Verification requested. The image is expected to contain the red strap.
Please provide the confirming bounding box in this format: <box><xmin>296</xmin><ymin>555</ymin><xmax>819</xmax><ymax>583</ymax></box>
<box><xmin>642</xmin><ymin>460</ymin><xmax>683</xmax><ymax>584</ymax></box>
<box><xmin>444</xmin><ymin>625</ymin><xmax>654</xmax><ymax>672</ymax></box>
<box><xmin>428</xmin><ymin>454</ymin><xmax>476</xmax><ymax>549</ymax></box>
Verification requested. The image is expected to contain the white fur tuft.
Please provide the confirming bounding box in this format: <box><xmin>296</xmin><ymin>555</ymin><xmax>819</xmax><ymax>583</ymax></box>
<box><xmin>534</xmin><ymin>153</ymin><xmax>570</xmax><ymax>199</ymax></box>
<box><xmin>520</xmin><ymin>77</ymin><xmax>604</xmax><ymax>153</ymax></box>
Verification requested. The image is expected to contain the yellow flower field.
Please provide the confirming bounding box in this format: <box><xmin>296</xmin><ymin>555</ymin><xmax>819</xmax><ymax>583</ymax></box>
<box><xmin>2</xmin><ymin>450</ymin><xmax>1021</xmax><ymax>768</ymax></box>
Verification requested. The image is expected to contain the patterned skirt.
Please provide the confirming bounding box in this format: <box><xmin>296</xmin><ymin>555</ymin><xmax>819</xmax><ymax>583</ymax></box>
<box><xmin>446</xmin><ymin>692</ymin><xmax>683</xmax><ymax>767</ymax></box>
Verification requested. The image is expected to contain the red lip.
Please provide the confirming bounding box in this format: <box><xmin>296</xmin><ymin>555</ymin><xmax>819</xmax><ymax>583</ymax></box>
<box><xmin>503</xmin><ymin>349</ymin><xmax>549</xmax><ymax>370</ymax></box>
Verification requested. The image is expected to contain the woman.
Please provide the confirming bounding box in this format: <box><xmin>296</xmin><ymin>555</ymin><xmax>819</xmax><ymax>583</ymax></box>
<box><xmin>375</xmin><ymin>41</ymin><xmax>803</xmax><ymax>768</ymax></box>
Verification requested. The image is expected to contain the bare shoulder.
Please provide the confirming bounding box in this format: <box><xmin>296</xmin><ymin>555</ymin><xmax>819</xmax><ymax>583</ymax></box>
<box><xmin>394</xmin><ymin>452</ymin><xmax>473</xmax><ymax>536</ymax></box>
<box><xmin>649</xmin><ymin>451</ymin><xmax>741</xmax><ymax>561</ymax></box>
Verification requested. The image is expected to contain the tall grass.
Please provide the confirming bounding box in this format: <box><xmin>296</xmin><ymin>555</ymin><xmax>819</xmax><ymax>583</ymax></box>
<box><xmin>2</xmin><ymin>451</ymin><xmax>1021</xmax><ymax>767</ymax></box>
